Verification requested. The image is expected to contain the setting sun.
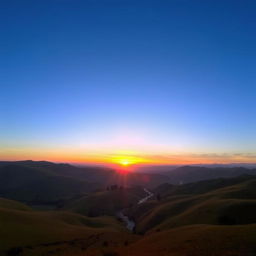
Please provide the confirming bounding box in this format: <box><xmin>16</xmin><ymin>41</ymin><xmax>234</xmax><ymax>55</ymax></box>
<box><xmin>109</xmin><ymin>153</ymin><xmax>146</xmax><ymax>167</ymax></box>
<box><xmin>119</xmin><ymin>159</ymin><xmax>132</xmax><ymax>166</ymax></box>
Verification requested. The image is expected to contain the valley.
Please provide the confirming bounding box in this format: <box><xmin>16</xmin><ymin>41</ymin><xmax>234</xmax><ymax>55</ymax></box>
<box><xmin>1</xmin><ymin>161</ymin><xmax>256</xmax><ymax>256</ymax></box>
<box><xmin>117</xmin><ymin>187</ymin><xmax>154</xmax><ymax>231</ymax></box>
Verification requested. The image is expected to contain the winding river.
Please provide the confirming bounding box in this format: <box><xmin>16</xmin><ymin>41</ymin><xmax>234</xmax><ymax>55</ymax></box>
<box><xmin>117</xmin><ymin>188</ymin><xmax>154</xmax><ymax>231</ymax></box>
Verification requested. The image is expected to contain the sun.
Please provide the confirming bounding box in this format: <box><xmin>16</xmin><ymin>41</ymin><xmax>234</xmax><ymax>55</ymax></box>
<box><xmin>119</xmin><ymin>159</ymin><xmax>132</xmax><ymax>166</ymax></box>
<box><xmin>110</xmin><ymin>153</ymin><xmax>146</xmax><ymax>167</ymax></box>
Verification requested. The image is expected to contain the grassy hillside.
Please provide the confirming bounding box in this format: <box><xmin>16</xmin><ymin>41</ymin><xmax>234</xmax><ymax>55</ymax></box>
<box><xmin>2</xmin><ymin>163</ymin><xmax>256</xmax><ymax>256</ymax></box>
<box><xmin>65</xmin><ymin>186</ymin><xmax>146</xmax><ymax>216</ymax></box>
<box><xmin>119</xmin><ymin>224</ymin><xmax>256</xmax><ymax>256</ymax></box>
<box><xmin>125</xmin><ymin>176</ymin><xmax>256</xmax><ymax>234</ymax></box>
<box><xmin>0</xmin><ymin>197</ymin><xmax>32</xmax><ymax>211</ymax></box>
<box><xmin>0</xmin><ymin>198</ymin><xmax>137</xmax><ymax>256</ymax></box>
<box><xmin>42</xmin><ymin>225</ymin><xmax>256</xmax><ymax>256</ymax></box>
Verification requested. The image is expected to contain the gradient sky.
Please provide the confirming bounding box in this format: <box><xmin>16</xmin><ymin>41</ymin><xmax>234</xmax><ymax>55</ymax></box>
<box><xmin>1</xmin><ymin>0</ymin><xmax>256</xmax><ymax>165</ymax></box>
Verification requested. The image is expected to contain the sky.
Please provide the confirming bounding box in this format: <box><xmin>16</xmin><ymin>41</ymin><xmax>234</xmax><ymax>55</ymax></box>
<box><xmin>1</xmin><ymin>0</ymin><xmax>256</xmax><ymax>165</ymax></box>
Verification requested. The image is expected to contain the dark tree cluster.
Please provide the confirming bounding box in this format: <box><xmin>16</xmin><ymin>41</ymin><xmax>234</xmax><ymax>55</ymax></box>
<box><xmin>106</xmin><ymin>185</ymin><xmax>124</xmax><ymax>191</ymax></box>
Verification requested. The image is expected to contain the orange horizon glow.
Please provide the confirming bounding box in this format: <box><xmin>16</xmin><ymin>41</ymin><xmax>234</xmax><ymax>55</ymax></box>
<box><xmin>1</xmin><ymin>147</ymin><xmax>256</xmax><ymax>166</ymax></box>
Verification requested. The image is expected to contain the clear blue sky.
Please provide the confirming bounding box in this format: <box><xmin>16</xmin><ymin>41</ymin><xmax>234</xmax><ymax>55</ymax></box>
<box><xmin>1</xmin><ymin>0</ymin><xmax>256</xmax><ymax>163</ymax></box>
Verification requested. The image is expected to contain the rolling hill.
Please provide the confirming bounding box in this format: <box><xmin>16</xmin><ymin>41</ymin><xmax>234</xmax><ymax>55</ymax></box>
<box><xmin>0</xmin><ymin>163</ymin><xmax>100</xmax><ymax>205</ymax></box>
<box><xmin>37</xmin><ymin>175</ymin><xmax>256</xmax><ymax>256</ymax></box>
<box><xmin>2</xmin><ymin>161</ymin><xmax>256</xmax><ymax>256</ymax></box>
<box><xmin>103</xmin><ymin>176</ymin><xmax>256</xmax><ymax>256</ymax></box>
<box><xmin>166</xmin><ymin>165</ymin><xmax>256</xmax><ymax>184</ymax></box>
<box><xmin>119</xmin><ymin>224</ymin><xmax>256</xmax><ymax>256</ymax></box>
<box><xmin>65</xmin><ymin>186</ymin><xmax>146</xmax><ymax>217</ymax></box>
<box><xmin>0</xmin><ymin>161</ymin><xmax>168</xmax><ymax>206</ymax></box>
<box><xmin>124</xmin><ymin>175</ymin><xmax>256</xmax><ymax>234</ymax></box>
<box><xmin>0</xmin><ymin>197</ymin><xmax>137</xmax><ymax>256</ymax></box>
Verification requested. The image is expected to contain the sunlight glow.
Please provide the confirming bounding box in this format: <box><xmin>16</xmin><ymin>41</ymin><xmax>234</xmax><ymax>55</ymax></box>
<box><xmin>110</xmin><ymin>153</ymin><xmax>145</xmax><ymax>166</ymax></box>
<box><xmin>119</xmin><ymin>159</ymin><xmax>132</xmax><ymax>166</ymax></box>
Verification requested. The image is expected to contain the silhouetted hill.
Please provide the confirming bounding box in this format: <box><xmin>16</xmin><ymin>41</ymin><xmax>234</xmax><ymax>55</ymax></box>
<box><xmin>166</xmin><ymin>165</ymin><xmax>256</xmax><ymax>184</ymax></box>
<box><xmin>0</xmin><ymin>160</ymin><xmax>114</xmax><ymax>182</ymax></box>
<box><xmin>153</xmin><ymin>175</ymin><xmax>255</xmax><ymax>197</ymax></box>
<box><xmin>0</xmin><ymin>161</ymin><xmax>168</xmax><ymax>205</ymax></box>
<box><xmin>0</xmin><ymin>162</ymin><xmax>102</xmax><ymax>204</ymax></box>
<box><xmin>0</xmin><ymin>161</ymin><xmax>168</xmax><ymax>186</ymax></box>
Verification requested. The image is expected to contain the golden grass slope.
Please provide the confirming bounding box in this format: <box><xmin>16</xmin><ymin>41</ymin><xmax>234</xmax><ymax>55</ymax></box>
<box><xmin>120</xmin><ymin>224</ymin><xmax>256</xmax><ymax>256</ymax></box>
<box><xmin>132</xmin><ymin>177</ymin><xmax>256</xmax><ymax>233</ymax></box>
<box><xmin>0</xmin><ymin>198</ymin><xmax>136</xmax><ymax>256</ymax></box>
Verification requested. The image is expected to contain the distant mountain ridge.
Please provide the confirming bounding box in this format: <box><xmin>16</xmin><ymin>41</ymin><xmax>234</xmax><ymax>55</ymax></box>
<box><xmin>166</xmin><ymin>165</ymin><xmax>256</xmax><ymax>184</ymax></box>
<box><xmin>1</xmin><ymin>160</ymin><xmax>256</xmax><ymax>206</ymax></box>
<box><xmin>0</xmin><ymin>161</ymin><xmax>167</xmax><ymax>205</ymax></box>
<box><xmin>0</xmin><ymin>163</ymin><xmax>100</xmax><ymax>204</ymax></box>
